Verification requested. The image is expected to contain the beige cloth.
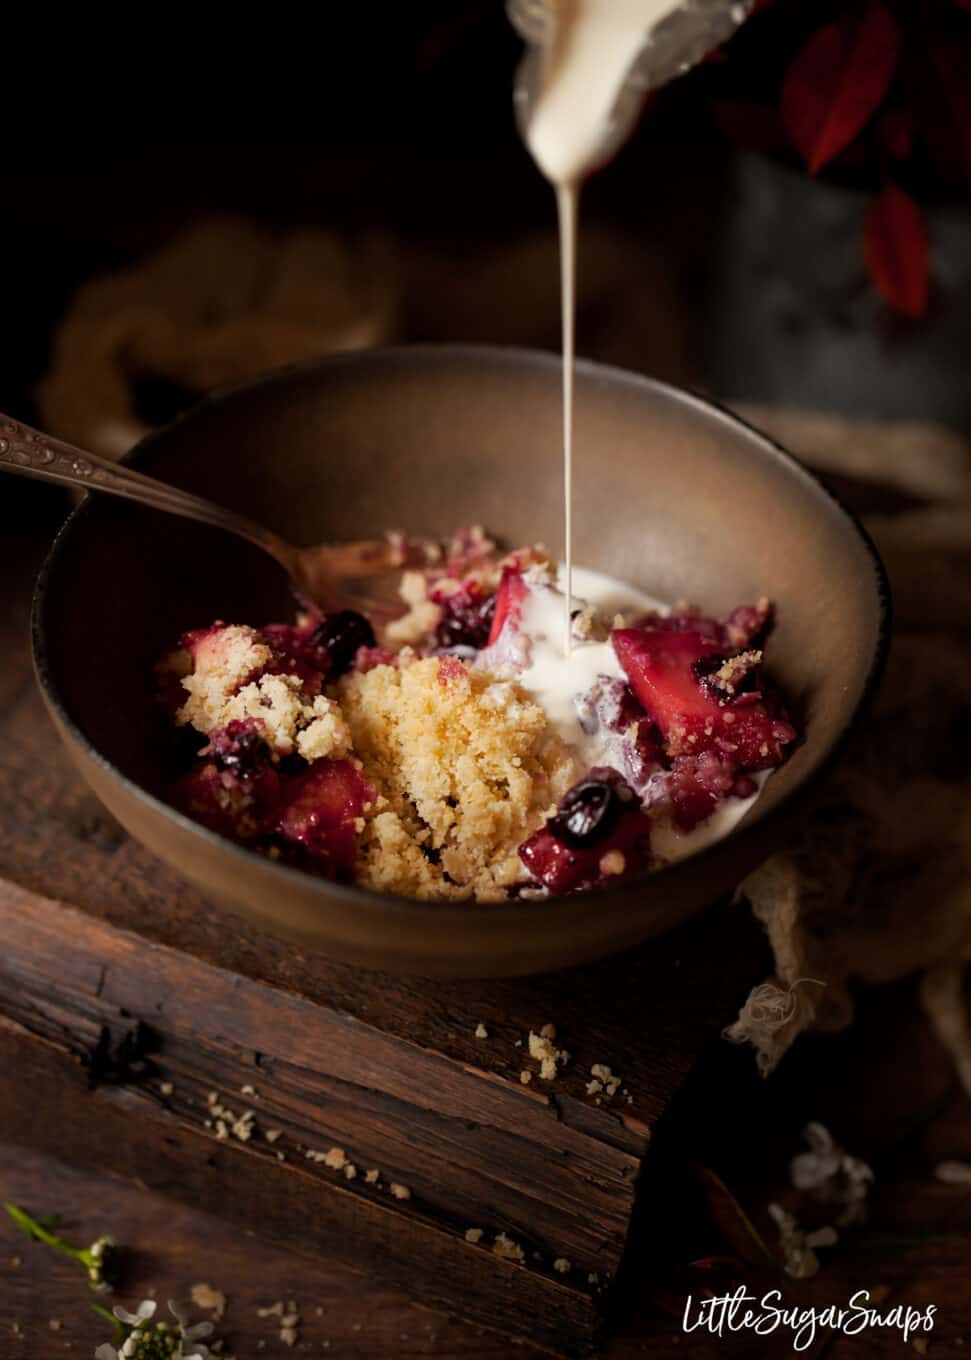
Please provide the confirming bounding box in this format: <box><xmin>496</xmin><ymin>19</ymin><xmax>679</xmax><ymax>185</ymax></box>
<box><xmin>37</xmin><ymin>218</ymin><xmax>397</xmax><ymax>458</ymax></box>
<box><xmin>726</xmin><ymin>407</ymin><xmax>971</xmax><ymax>1090</ymax></box>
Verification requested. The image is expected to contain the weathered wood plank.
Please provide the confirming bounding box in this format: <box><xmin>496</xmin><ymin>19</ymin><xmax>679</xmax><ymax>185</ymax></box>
<box><xmin>0</xmin><ymin>885</ymin><xmax>640</xmax><ymax>1274</ymax></box>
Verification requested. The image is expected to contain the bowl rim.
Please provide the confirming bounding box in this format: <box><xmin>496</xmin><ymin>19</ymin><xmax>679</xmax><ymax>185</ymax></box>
<box><xmin>31</xmin><ymin>343</ymin><xmax>892</xmax><ymax>919</ymax></box>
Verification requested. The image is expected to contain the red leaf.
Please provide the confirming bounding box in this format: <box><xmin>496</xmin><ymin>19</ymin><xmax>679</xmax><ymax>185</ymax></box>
<box><xmin>864</xmin><ymin>185</ymin><xmax>929</xmax><ymax>318</ymax></box>
<box><xmin>782</xmin><ymin>0</ymin><xmax>901</xmax><ymax>175</ymax></box>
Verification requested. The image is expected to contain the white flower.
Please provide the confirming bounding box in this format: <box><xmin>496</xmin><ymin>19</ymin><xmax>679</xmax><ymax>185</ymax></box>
<box><xmin>768</xmin><ymin>1203</ymin><xmax>838</xmax><ymax>1279</ymax></box>
<box><xmin>94</xmin><ymin>1299</ymin><xmax>213</xmax><ymax>1359</ymax></box>
<box><xmin>790</xmin><ymin>1122</ymin><xmax>874</xmax><ymax>1227</ymax></box>
<box><xmin>86</xmin><ymin>1234</ymin><xmax>119</xmax><ymax>1292</ymax></box>
<box><xmin>114</xmin><ymin>1299</ymin><xmax>158</xmax><ymax>1331</ymax></box>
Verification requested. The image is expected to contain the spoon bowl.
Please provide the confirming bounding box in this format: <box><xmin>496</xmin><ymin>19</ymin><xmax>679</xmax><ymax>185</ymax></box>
<box><xmin>0</xmin><ymin>413</ymin><xmax>412</xmax><ymax>617</ymax></box>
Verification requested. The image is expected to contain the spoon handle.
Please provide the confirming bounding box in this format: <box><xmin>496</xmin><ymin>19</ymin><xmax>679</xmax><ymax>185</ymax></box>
<box><xmin>0</xmin><ymin>412</ymin><xmax>298</xmax><ymax>576</ymax></box>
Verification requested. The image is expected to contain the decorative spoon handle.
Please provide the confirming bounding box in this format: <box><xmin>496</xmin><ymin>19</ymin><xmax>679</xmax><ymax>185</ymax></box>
<box><xmin>0</xmin><ymin>412</ymin><xmax>298</xmax><ymax>576</ymax></box>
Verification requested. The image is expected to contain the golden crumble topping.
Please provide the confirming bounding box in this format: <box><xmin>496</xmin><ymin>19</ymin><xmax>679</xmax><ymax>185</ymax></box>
<box><xmin>175</xmin><ymin>625</ymin><xmax>272</xmax><ymax>733</ymax></box>
<box><xmin>339</xmin><ymin>656</ymin><xmax>578</xmax><ymax>901</ymax></box>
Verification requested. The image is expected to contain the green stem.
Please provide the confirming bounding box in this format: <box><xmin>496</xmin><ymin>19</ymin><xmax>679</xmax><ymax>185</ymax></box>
<box><xmin>4</xmin><ymin>1202</ymin><xmax>84</xmax><ymax>1265</ymax></box>
<box><xmin>90</xmin><ymin>1302</ymin><xmax>124</xmax><ymax>1343</ymax></box>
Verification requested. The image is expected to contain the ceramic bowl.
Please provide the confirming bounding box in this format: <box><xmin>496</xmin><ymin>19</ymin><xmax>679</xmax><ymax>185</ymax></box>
<box><xmin>32</xmin><ymin>346</ymin><xmax>890</xmax><ymax>976</ymax></box>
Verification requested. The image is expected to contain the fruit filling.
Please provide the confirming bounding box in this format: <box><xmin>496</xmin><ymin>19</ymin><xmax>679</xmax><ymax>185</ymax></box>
<box><xmin>159</xmin><ymin>529</ymin><xmax>797</xmax><ymax>901</ymax></box>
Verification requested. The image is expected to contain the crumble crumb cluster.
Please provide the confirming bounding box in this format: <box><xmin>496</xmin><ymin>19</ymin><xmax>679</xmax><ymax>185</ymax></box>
<box><xmin>339</xmin><ymin>657</ymin><xmax>576</xmax><ymax>901</ymax></box>
<box><xmin>526</xmin><ymin>1023</ymin><xmax>570</xmax><ymax>1081</ymax></box>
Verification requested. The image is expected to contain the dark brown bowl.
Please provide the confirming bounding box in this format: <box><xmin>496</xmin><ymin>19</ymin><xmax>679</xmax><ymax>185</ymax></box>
<box><xmin>32</xmin><ymin>346</ymin><xmax>889</xmax><ymax>976</ymax></box>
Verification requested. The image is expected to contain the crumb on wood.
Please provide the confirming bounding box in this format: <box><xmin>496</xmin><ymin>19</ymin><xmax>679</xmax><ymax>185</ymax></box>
<box><xmin>474</xmin><ymin>1023</ymin><xmax>489</xmax><ymax>1039</ymax></box>
<box><xmin>520</xmin><ymin>1070</ymin><xmax>532</xmax><ymax>1085</ymax></box>
<box><xmin>191</xmin><ymin>1282</ymin><xmax>227</xmax><ymax>1320</ymax></box>
<box><xmin>553</xmin><ymin>1258</ymin><xmax>571</xmax><ymax>1274</ymax></box>
<box><xmin>48</xmin><ymin>1319</ymin><xmax>62</xmax><ymax>1331</ymax></box>
<box><xmin>390</xmin><ymin>1182</ymin><xmax>411</xmax><ymax>1200</ymax></box>
<box><xmin>527</xmin><ymin>1025</ymin><xmax>569</xmax><ymax>1081</ymax></box>
<box><xmin>465</xmin><ymin>1228</ymin><xmax>484</xmax><ymax>1244</ymax></box>
<box><xmin>160</xmin><ymin>1081</ymin><xmax>174</xmax><ymax>1096</ymax></box>
<box><xmin>365</xmin><ymin>1168</ymin><xmax>380</xmax><ymax>1184</ymax></box>
<box><xmin>492</xmin><ymin>1232</ymin><xmax>525</xmax><ymax>1263</ymax></box>
<box><xmin>279</xmin><ymin>1303</ymin><xmax>301</xmax><ymax>1347</ymax></box>
<box><xmin>264</xmin><ymin>1129</ymin><xmax>282</xmax><ymax>1143</ymax></box>
<box><xmin>586</xmin><ymin>1063</ymin><xmax>621</xmax><ymax>1100</ymax></box>
<box><xmin>240</xmin><ymin>1084</ymin><xmax>257</xmax><ymax>1097</ymax></box>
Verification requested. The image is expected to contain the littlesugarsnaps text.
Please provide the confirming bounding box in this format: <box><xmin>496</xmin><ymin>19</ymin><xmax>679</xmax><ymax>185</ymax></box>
<box><xmin>682</xmin><ymin>1287</ymin><xmax>936</xmax><ymax>1351</ymax></box>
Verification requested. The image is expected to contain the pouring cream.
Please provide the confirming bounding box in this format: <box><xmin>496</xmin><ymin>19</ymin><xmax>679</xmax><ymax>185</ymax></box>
<box><xmin>512</xmin><ymin>0</ymin><xmax>751</xmax><ymax>654</ymax></box>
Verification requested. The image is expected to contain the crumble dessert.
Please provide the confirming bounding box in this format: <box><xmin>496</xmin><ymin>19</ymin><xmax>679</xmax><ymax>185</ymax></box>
<box><xmin>159</xmin><ymin>528</ymin><xmax>797</xmax><ymax>901</ymax></box>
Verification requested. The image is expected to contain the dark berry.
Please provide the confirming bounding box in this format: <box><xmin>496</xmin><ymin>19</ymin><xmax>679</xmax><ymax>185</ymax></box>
<box><xmin>435</xmin><ymin>587</ymin><xmax>496</xmax><ymax>652</ymax></box>
<box><xmin>312</xmin><ymin>610</ymin><xmax>376</xmax><ymax>678</ymax></box>
<box><xmin>206</xmin><ymin>720</ymin><xmax>270</xmax><ymax>778</ymax></box>
<box><xmin>547</xmin><ymin>769</ymin><xmax>635</xmax><ymax>849</ymax></box>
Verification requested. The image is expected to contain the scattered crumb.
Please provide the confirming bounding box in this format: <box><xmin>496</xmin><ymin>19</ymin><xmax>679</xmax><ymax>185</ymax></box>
<box><xmin>257</xmin><ymin>1302</ymin><xmax>284</xmax><ymax>1318</ymax></box>
<box><xmin>191</xmin><ymin>1283</ymin><xmax>227</xmax><ymax>1320</ymax></box>
<box><xmin>232</xmin><ymin>1112</ymin><xmax>255</xmax><ymax>1142</ymax></box>
<box><xmin>465</xmin><ymin>1228</ymin><xmax>484</xmax><ymax>1244</ymax></box>
<box><xmin>365</xmin><ymin>1169</ymin><xmax>380</xmax><ymax>1184</ymax></box>
<box><xmin>390</xmin><ymin>1182</ymin><xmax>411</xmax><ymax>1201</ymax></box>
<box><xmin>343</xmin><ymin>1163</ymin><xmax>358</xmax><ymax>1180</ymax></box>
<box><xmin>323</xmin><ymin>1147</ymin><xmax>347</xmax><ymax>1171</ymax></box>
<box><xmin>264</xmin><ymin>1129</ymin><xmax>282</xmax><ymax>1144</ymax></box>
<box><xmin>587</xmin><ymin>1272</ymin><xmax>600</xmax><ymax>1286</ymax></box>
<box><xmin>553</xmin><ymin>1258</ymin><xmax>571</xmax><ymax>1274</ymax></box>
<box><xmin>474</xmin><ymin>1023</ymin><xmax>489</xmax><ymax>1039</ymax></box>
<box><xmin>276</xmin><ymin>1151</ymin><xmax>286</xmax><ymax>1163</ymax></box>
<box><xmin>160</xmin><ymin>1081</ymin><xmax>174</xmax><ymax>1097</ymax></box>
<box><xmin>527</xmin><ymin>1026</ymin><xmax>569</xmax><ymax>1081</ymax></box>
<box><xmin>492</xmin><ymin>1233</ymin><xmax>525</xmax><ymax>1263</ymax></box>
<box><xmin>587</xmin><ymin>1063</ymin><xmax>621</xmax><ymax>1100</ymax></box>
<box><xmin>520</xmin><ymin>1070</ymin><xmax>532</xmax><ymax>1085</ymax></box>
<box><xmin>241</xmin><ymin>1084</ymin><xmax>258</xmax><ymax>1097</ymax></box>
<box><xmin>49</xmin><ymin>1319</ymin><xmax>62</xmax><ymax>1331</ymax></box>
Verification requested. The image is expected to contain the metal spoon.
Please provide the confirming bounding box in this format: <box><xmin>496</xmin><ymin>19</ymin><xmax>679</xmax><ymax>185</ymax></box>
<box><xmin>0</xmin><ymin>412</ymin><xmax>414</xmax><ymax>617</ymax></box>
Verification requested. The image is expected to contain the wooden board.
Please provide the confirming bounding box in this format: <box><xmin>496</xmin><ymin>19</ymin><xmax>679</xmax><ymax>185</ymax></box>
<box><xmin>0</xmin><ymin>522</ymin><xmax>766</xmax><ymax>1356</ymax></box>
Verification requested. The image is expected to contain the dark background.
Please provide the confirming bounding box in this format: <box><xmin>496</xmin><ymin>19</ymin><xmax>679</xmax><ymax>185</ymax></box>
<box><xmin>2</xmin><ymin>1</ymin><xmax>970</xmax><ymax>531</ymax></box>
